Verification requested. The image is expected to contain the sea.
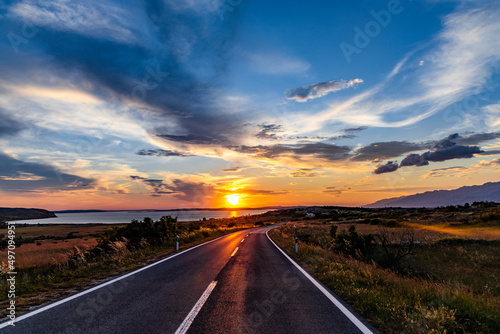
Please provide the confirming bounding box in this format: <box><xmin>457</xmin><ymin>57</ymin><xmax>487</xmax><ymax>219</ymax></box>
<box><xmin>10</xmin><ymin>209</ymin><xmax>272</xmax><ymax>225</ymax></box>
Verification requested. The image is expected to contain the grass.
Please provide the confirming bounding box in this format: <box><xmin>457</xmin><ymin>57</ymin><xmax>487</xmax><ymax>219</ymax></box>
<box><xmin>270</xmin><ymin>222</ymin><xmax>500</xmax><ymax>333</ymax></box>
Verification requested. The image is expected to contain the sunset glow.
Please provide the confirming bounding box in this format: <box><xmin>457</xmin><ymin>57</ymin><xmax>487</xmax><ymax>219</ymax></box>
<box><xmin>226</xmin><ymin>195</ymin><xmax>241</xmax><ymax>206</ymax></box>
<box><xmin>0</xmin><ymin>1</ymin><xmax>499</xmax><ymax>211</ymax></box>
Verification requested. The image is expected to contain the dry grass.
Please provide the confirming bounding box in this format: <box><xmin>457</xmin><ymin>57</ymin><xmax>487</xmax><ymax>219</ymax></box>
<box><xmin>271</xmin><ymin>222</ymin><xmax>500</xmax><ymax>334</ymax></box>
<box><xmin>0</xmin><ymin>238</ymin><xmax>97</xmax><ymax>269</ymax></box>
<box><xmin>0</xmin><ymin>224</ymin><xmax>125</xmax><ymax>239</ymax></box>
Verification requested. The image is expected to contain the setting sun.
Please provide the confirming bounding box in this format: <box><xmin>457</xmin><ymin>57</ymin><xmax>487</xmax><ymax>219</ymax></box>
<box><xmin>226</xmin><ymin>194</ymin><xmax>240</xmax><ymax>206</ymax></box>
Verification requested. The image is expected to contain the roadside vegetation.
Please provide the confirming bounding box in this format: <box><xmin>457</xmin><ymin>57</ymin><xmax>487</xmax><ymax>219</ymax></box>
<box><xmin>270</xmin><ymin>202</ymin><xmax>500</xmax><ymax>333</ymax></box>
<box><xmin>0</xmin><ymin>212</ymin><xmax>286</xmax><ymax>319</ymax></box>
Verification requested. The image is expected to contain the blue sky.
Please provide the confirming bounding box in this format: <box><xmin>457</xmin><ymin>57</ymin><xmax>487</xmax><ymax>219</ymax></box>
<box><xmin>1</xmin><ymin>0</ymin><xmax>500</xmax><ymax>210</ymax></box>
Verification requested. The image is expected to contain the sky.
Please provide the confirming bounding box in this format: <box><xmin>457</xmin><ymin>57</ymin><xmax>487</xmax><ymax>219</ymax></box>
<box><xmin>1</xmin><ymin>0</ymin><xmax>500</xmax><ymax>210</ymax></box>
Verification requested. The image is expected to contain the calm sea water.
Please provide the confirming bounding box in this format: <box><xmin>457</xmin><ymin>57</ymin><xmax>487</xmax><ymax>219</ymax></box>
<box><xmin>11</xmin><ymin>209</ymin><xmax>271</xmax><ymax>225</ymax></box>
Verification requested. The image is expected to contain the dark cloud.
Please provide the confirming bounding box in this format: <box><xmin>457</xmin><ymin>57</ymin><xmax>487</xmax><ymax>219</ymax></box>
<box><xmin>400</xmin><ymin>153</ymin><xmax>429</xmax><ymax>167</ymax></box>
<box><xmin>378</xmin><ymin>133</ymin><xmax>486</xmax><ymax>174</ymax></box>
<box><xmin>343</xmin><ymin>126</ymin><xmax>369</xmax><ymax>133</ymax></box>
<box><xmin>2</xmin><ymin>0</ymin><xmax>244</xmax><ymax>147</ymax></box>
<box><xmin>222</xmin><ymin>167</ymin><xmax>243</xmax><ymax>172</ymax></box>
<box><xmin>167</xmin><ymin>179</ymin><xmax>216</xmax><ymax>202</ymax></box>
<box><xmin>289</xmin><ymin>169</ymin><xmax>319</xmax><ymax>178</ymax></box>
<box><xmin>256</xmin><ymin>124</ymin><xmax>282</xmax><ymax>140</ymax></box>
<box><xmin>235</xmin><ymin>143</ymin><xmax>351</xmax><ymax>161</ymax></box>
<box><xmin>421</xmin><ymin>145</ymin><xmax>482</xmax><ymax>162</ymax></box>
<box><xmin>285</xmin><ymin>79</ymin><xmax>363</xmax><ymax>102</ymax></box>
<box><xmin>352</xmin><ymin>141</ymin><xmax>424</xmax><ymax>162</ymax></box>
<box><xmin>157</xmin><ymin>134</ymin><xmax>224</xmax><ymax>145</ymax></box>
<box><xmin>453</xmin><ymin>132</ymin><xmax>500</xmax><ymax>145</ymax></box>
<box><xmin>430</xmin><ymin>166</ymin><xmax>467</xmax><ymax>172</ymax></box>
<box><xmin>129</xmin><ymin>175</ymin><xmax>175</xmax><ymax>196</ymax></box>
<box><xmin>323</xmin><ymin>186</ymin><xmax>342</xmax><ymax>195</ymax></box>
<box><xmin>476</xmin><ymin>150</ymin><xmax>500</xmax><ymax>156</ymax></box>
<box><xmin>0</xmin><ymin>109</ymin><xmax>25</xmax><ymax>138</ymax></box>
<box><xmin>373</xmin><ymin>161</ymin><xmax>399</xmax><ymax>174</ymax></box>
<box><xmin>136</xmin><ymin>149</ymin><xmax>195</xmax><ymax>157</ymax></box>
<box><xmin>0</xmin><ymin>152</ymin><xmax>95</xmax><ymax>191</ymax></box>
<box><xmin>241</xmin><ymin>189</ymin><xmax>289</xmax><ymax>195</ymax></box>
<box><xmin>130</xmin><ymin>175</ymin><xmax>215</xmax><ymax>201</ymax></box>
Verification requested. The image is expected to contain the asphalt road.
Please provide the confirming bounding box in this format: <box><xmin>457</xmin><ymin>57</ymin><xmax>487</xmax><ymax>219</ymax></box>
<box><xmin>1</xmin><ymin>226</ymin><xmax>376</xmax><ymax>333</ymax></box>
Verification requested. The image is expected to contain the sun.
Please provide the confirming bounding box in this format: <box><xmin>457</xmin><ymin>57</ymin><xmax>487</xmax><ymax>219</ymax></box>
<box><xmin>226</xmin><ymin>194</ymin><xmax>240</xmax><ymax>206</ymax></box>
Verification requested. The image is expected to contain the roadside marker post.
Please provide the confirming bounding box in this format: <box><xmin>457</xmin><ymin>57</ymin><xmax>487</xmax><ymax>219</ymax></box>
<box><xmin>295</xmin><ymin>236</ymin><xmax>298</xmax><ymax>253</ymax></box>
<box><xmin>176</xmin><ymin>235</ymin><xmax>179</xmax><ymax>251</ymax></box>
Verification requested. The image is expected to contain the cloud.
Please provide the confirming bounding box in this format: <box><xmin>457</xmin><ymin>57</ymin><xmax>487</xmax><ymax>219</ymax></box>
<box><xmin>9</xmin><ymin>0</ymin><xmax>146</xmax><ymax>45</ymax></box>
<box><xmin>285</xmin><ymin>79</ymin><xmax>363</xmax><ymax>102</ymax></box>
<box><xmin>129</xmin><ymin>175</ymin><xmax>175</xmax><ymax>196</ymax></box>
<box><xmin>246</xmin><ymin>52</ymin><xmax>310</xmax><ymax>75</ymax></box>
<box><xmin>157</xmin><ymin>134</ymin><xmax>224</xmax><ymax>145</ymax></box>
<box><xmin>0</xmin><ymin>152</ymin><xmax>96</xmax><ymax>191</ymax></box>
<box><xmin>373</xmin><ymin>161</ymin><xmax>399</xmax><ymax>174</ymax></box>
<box><xmin>301</xmin><ymin>4</ymin><xmax>500</xmax><ymax>131</ymax></box>
<box><xmin>222</xmin><ymin>167</ymin><xmax>243</xmax><ymax>172</ymax></box>
<box><xmin>0</xmin><ymin>109</ymin><xmax>25</xmax><ymax>138</ymax></box>
<box><xmin>421</xmin><ymin>145</ymin><xmax>483</xmax><ymax>162</ymax></box>
<box><xmin>234</xmin><ymin>142</ymin><xmax>351</xmax><ymax>161</ymax></box>
<box><xmin>255</xmin><ymin>124</ymin><xmax>283</xmax><ymax>140</ymax></box>
<box><xmin>167</xmin><ymin>179</ymin><xmax>216</xmax><ymax>202</ymax></box>
<box><xmin>289</xmin><ymin>169</ymin><xmax>319</xmax><ymax>178</ymax></box>
<box><xmin>136</xmin><ymin>149</ymin><xmax>195</xmax><ymax>157</ymax></box>
<box><xmin>240</xmin><ymin>189</ymin><xmax>289</xmax><ymax>196</ymax></box>
<box><xmin>130</xmin><ymin>175</ymin><xmax>215</xmax><ymax>201</ymax></box>
<box><xmin>2</xmin><ymin>0</ymin><xmax>246</xmax><ymax>152</ymax></box>
<box><xmin>352</xmin><ymin>141</ymin><xmax>424</xmax><ymax>162</ymax></box>
<box><xmin>400</xmin><ymin>154</ymin><xmax>429</xmax><ymax>167</ymax></box>
<box><xmin>476</xmin><ymin>150</ymin><xmax>500</xmax><ymax>156</ymax></box>
<box><xmin>420</xmin><ymin>166</ymin><xmax>468</xmax><ymax>179</ymax></box>
<box><xmin>378</xmin><ymin>133</ymin><xmax>487</xmax><ymax>173</ymax></box>
<box><xmin>453</xmin><ymin>132</ymin><xmax>500</xmax><ymax>145</ymax></box>
<box><xmin>323</xmin><ymin>186</ymin><xmax>343</xmax><ymax>196</ymax></box>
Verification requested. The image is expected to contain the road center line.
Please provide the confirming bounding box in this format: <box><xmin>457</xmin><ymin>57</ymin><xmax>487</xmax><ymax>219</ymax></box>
<box><xmin>231</xmin><ymin>247</ymin><xmax>239</xmax><ymax>257</ymax></box>
<box><xmin>241</xmin><ymin>239</ymin><xmax>244</xmax><ymax>243</ymax></box>
<box><xmin>174</xmin><ymin>280</ymin><xmax>217</xmax><ymax>334</ymax></box>
<box><xmin>266</xmin><ymin>231</ymin><xmax>374</xmax><ymax>334</ymax></box>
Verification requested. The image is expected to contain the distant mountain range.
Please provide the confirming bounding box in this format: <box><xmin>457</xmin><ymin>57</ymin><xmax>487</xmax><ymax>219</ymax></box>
<box><xmin>365</xmin><ymin>182</ymin><xmax>500</xmax><ymax>208</ymax></box>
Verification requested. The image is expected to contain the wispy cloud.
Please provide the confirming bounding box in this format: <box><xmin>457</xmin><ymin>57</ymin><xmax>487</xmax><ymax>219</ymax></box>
<box><xmin>299</xmin><ymin>3</ymin><xmax>500</xmax><ymax>131</ymax></box>
<box><xmin>285</xmin><ymin>79</ymin><xmax>363</xmax><ymax>102</ymax></box>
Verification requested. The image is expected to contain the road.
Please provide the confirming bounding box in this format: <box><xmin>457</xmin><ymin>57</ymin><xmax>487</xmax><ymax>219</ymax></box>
<box><xmin>1</xmin><ymin>226</ymin><xmax>376</xmax><ymax>333</ymax></box>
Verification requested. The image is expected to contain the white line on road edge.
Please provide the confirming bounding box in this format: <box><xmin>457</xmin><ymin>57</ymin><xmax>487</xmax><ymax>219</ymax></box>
<box><xmin>231</xmin><ymin>247</ymin><xmax>239</xmax><ymax>257</ymax></box>
<box><xmin>241</xmin><ymin>239</ymin><xmax>245</xmax><ymax>243</ymax></box>
<box><xmin>266</xmin><ymin>231</ymin><xmax>374</xmax><ymax>334</ymax></box>
<box><xmin>174</xmin><ymin>281</ymin><xmax>217</xmax><ymax>334</ymax></box>
<box><xmin>0</xmin><ymin>232</ymin><xmax>238</xmax><ymax>329</ymax></box>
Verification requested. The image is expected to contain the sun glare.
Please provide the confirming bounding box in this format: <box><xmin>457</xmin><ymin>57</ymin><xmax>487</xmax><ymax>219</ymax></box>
<box><xmin>226</xmin><ymin>194</ymin><xmax>240</xmax><ymax>206</ymax></box>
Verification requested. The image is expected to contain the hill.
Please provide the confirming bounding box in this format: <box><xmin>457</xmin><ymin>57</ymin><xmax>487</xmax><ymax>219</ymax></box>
<box><xmin>365</xmin><ymin>182</ymin><xmax>500</xmax><ymax>208</ymax></box>
<box><xmin>0</xmin><ymin>208</ymin><xmax>57</xmax><ymax>222</ymax></box>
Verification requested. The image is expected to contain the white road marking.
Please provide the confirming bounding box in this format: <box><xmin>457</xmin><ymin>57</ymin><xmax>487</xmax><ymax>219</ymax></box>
<box><xmin>174</xmin><ymin>281</ymin><xmax>217</xmax><ymax>334</ymax></box>
<box><xmin>266</xmin><ymin>231</ymin><xmax>374</xmax><ymax>334</ymax></box>
<box><xmin>231</xmin><ymin>247</ymin><xmax>239</xmax><ymax>257</ymax></box>
<box><xmin>0</xmin><ymin>232</ymin><xmax>240</xmax><ymax>329</ymax></box>
<box><xmin>241</xmin><ymin>239</ymin><xmax>245</xmax><ymax>243</ymax></box>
